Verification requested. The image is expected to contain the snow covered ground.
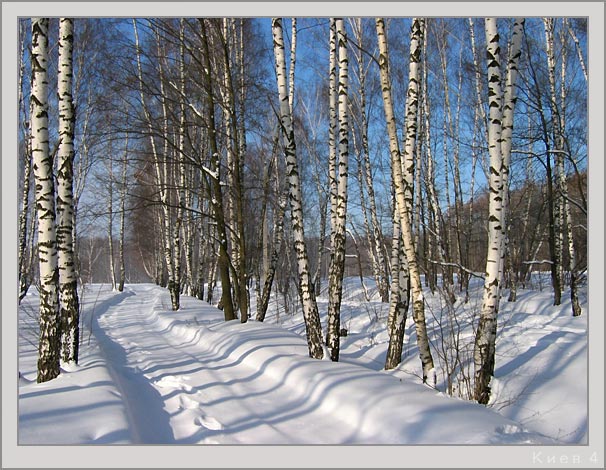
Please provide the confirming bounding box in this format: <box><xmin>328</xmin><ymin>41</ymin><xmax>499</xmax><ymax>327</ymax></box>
<box><xmin>14</xmin><ymin>278</ymin><xmax>596</xmax><ymax>465</ymax></box>
<box><xmin>272</xmin><ymin>277</ymin><xmax>589</xmax><ymax>444</ymax></box>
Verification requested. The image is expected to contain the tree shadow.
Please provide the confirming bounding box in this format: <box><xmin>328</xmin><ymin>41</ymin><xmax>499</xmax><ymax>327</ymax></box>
<box><xmin>90</xmin><ymin>292</ymin><xmax>177</xmax><ymax>444</ymax></box>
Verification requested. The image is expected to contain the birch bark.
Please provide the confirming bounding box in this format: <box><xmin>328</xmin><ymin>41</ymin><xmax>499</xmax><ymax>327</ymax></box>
<box><xmin>473</xmin><ymin>18</ymin><xmax>524</xmax><ymax>404</ymax></box>
<box><xmin>107</xmin><ymin>157</ymin><xmax>116</xmax><ymax>291</ymax></box>
<box><xmin>376</xmin><ymin>18</ymin><xmax>435</xmax><ymax>383</ymax></box>
<box><xmin>31</xmin><ymin>17</ymin><xmax>60</xmax><ymax>382</ymax></box>
<box><xmin>328</xmin><ymin>18</ymin><xmax>338</xmax><ymax>236</ymax></box>
<box><xmin>544</xmin><ymin>18</ymin><xmax>582</xmax><ymax>317</ymax></box>
<box><xmin>473</xmin><ymin>18</ymin><xmax>504</xmax><ymax>405</ymax></box>
<box><xmin>199</xmin><ymin>18</ymin><xmax>236</xmax><ymax>321</ymax></box>
<box><xmin>352</xmin><ymin>18</ymin><xmax>390</xmax><ymax>303</ymax></box>
<box><xmin>256</xmin><ymin>139</ymin><xmax>289</xmax><ymax>323</ymax></box>
<box><xmin>56</xmin><ymin>17</ymin><xmax>81</xmax><ymax>363</ymax></box>
<box><xmin>326</xmin><ymin>18</ymin><xmax>350</xmax><ymax>362</ymax></box>
<box><xmin>118</xmin><ymin>135</ymin><xmax>128</xmax><ymax>292</ymax></box>
<box><xmin>219</xmin><ymin>18</ymin><xmax>248</xmax><ymax>320</ymax></box>
<box><xmin>156</xmin><ymin>29</ymin><xmax>180</xmax><ymax>310</ymax></box>
<box><xmin>132</xmin><ymin>20</ymin><xmax>178</xmax><ymax>309</ymax></box>
<box><xmin>271</xmin><ymin>18</ymin><xmax>324</xmax><ymax>359</ymax></box>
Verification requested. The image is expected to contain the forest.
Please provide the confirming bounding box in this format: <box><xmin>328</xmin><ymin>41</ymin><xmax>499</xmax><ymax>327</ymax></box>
<box><xmin>15</xmin><ymin>14</ymin><xmax>591</xmax><ymax>449</ymax></box>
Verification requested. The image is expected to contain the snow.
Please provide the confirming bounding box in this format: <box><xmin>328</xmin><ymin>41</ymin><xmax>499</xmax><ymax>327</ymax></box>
<box><xmin>15</xmin><ymin>278</ymin><xmax>591</xmax><ymax>462</ymax></box>
<box><xmin>273</xmin><ymin>277</ymin><xmax>589</xmax><ymax>443</ymax></box>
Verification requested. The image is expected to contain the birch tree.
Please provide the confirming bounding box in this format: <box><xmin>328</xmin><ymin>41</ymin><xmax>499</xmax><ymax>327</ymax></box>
<box><xmin>156</xmin><ymin>26</ymin><xmax>181</xmax><ymax>310</ymax></box>
<box><xmin>218</xmin><ymin>19</ymin><xmax>248</xmax><ymax>321</ymax></box>
<box><xmin>565</xmin><ymin>19</ymin><xmax>587</xmax><ymax>83</ymax></box>
<box><xmin>522</xmin><ymin>32</ymin><xmax>563</xmax><ymax>306</ymax></box>
<box><xmin>56</xmin><ymin>17</ymin><xmax>81</xmax><ymax>363</ymax></box>
<box><xmin>351</xmin><ymin>17</ymin><xmax>390</xmax><ymax>303</ymax></box>
<box><xmin>328</xmin><ymin>19</ymin><xmax>338</xmax><ymax>239</ymax></box>
<box><xmin>421</xmin><ymin>24</ymin><xmax>454</xmax><ymax>305</ymax></box>
<box><xmin>258</xmin><ymin>21</ymin><xmax>297</xmax><ymax>321</ymax></box>
<box><xmin>31</xmin><ymin>17</ymin><xmax>60</xmax><ymax>383</ymax></box>
<box><xmin>376</xmin><ymin>18</ymin><xmax>435</xmax><ymax>383</ymax></box>
<box><xmin>169</xmin><ymin>19</ymin><xmax>186</xmax><ymax>311</ymax></box>
<box><xmin>384</xmin><ymin>198</ymin><xmax>410</xmax><ymax>370</ymax></box>
<box><xmin>544</xmin><ymin>18</ymin><xmax>582</xmax><ymax>317</ymax></box>
<box><xmin>473</xmin><ymin>18</ymin><xmax>524</xmax><ymax>405</ymax></box>
<box><xmin>132</xmin><ymin>20</ymin><xmax>179</xmax><ymax>309</ymax></box>
<box><xmin>436</xmin><ymin>21</ymin><xmax>455</xmax><ymax>295</ymax></box>
<box><xmin>177</xmin><ymin>19</ymin><xmax>195</xmax><ymax>298</ymax></box>
<box><xmin>378</xmin><ymin>19</ymin><xmax>411</xmax><ymax>372</ymax></box>
<box><xmin>256</xmin><ymin>151</ymin><xmax>289</xmax><ymax>323</ymax></box>
<box><xmin>326</xmin><ymin>18</ymin><xmax>350</xmax><ymax>362</ymax></box>
<box><xmin>271</xmin><ymin>18</ymin><xmax>324</xmax><ymax>359</ymax></box>
<box><xmin>117</xmin><ymin>134</ymin><xmax>128</xmax><ymax>292</ymax></box>
<box><xmin>199</xmin><ymin>18</ymin><xmax>236</xmax><ymax>321</ymax></box>
<box><xmin>107</xmin><ymin>155</ymin><xmax>117</xmax><ymax>291</ymax></box>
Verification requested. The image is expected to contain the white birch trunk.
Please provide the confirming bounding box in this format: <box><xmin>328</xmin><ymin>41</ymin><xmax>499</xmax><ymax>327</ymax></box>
<box><xmin>421</xmin><ymin>33</ymin><xmax>455</xmax><ymax>306</ymax></box>
<box><xmin>18</xmin><ymin>146</ymin><xmax>33</xmax><ymax>302</ymax></box>
<box><xmin>219</xmin><ymin>19</ymin><xmax>239</xmax><ymax>313</ymax></box>
<box><xmin>544</xmin><ymin>18</ymin><xmax>582</xmax><ymax>317</ymax></box>
<box><xmin>565</xmin><ymin>19</ymin><xmax>587</xmax><ymax>82</ymax></box>
<box><xmin>118</xmin><ymin>134</ymin><xmax>128</xmax><ymax>292</ymax></box>
<box><xmin>173</xmin><ymin>19</ymin><xmax>188</xmax><ymax>304</ymax></box>
<box><xmin>326</xmin><ymin>18</ymin><xmax>350</xmax><ymax>362</ymax></box>
<box><xmin>272</xmin><ymin>18</ymin><xmax>324</xmax><ymax>359</ymax></box>
<box><xmin>31</xmin><ymin>17</ymin><xmax>60</xmax><ymax>383</ymax></box>
<box><xmin>220</xmin><ymin>18</ymin><xmax>248</xmax><ymax>321</ymax></box>
<box><xmin>473</xmin><ymin>18</ymin><xmax>524</xmax><ymax>404</ymax></box>
<box><xmin>376</xmin><ymin>17</ymin><xmax>412</xmax><ymax>371</ymax></box>
<box><xmin>107</xmin><ymin>157</ymin><xmax>117</xmax><ymax>291</ymax></box>
<box><xmin>237</xmin><ymin>19</ymin><xmax>250</xmax><ymax>311</ymax></box>
<box><xmin>328</xmin><ymin>18</ymin><xmax>338</xmax><ymax>236</ymax></box>
<box><xmin>474</xmin><ymin>18</ymin><xmax>504</xmax><ymax>404</ymax></box>
<box><xmin>453</xmin><ymin>47</ymin><xmax>466</xmax><ymax>295</ymax></box>
<box><xmin>353</xmin><ymin>17</ymin><xmax>390</xmax><ymax>303</ymax></box>
<box><xmin>56</xmin><ymin>18</ymin><xmax>81</xmax><ymax>363</ymax></box>
<box><xmin>400</xmin><ymin>18</ymin><xmax>435</xmax><ymax>385</ymax></box>
<box><xmin>182</xmin><ymin>167</ymin><xmax>195</xmax><ymax>297</ymax></box>
<box><xmin>156</xmin><ymin>30</ymin><xmax>180</xmax><ymax>310</ymax></box>
<box><xmin>195</xmin><ymin>213</ymin><xmax>207</xmax><ymax>301</ymax></box>
<box><xmin>498</xmin><ymin>19</ymin><xmax>524</xmax><ymax>282</ymax></box>
<box><xmin>468</xmin><ymin>18</ymin><xmax>489</xmax><ymax>148</ymax></box>
<box><xmin>133</xmin><ymin>20</ymin><xmax>178</xmax><ymax>309</ymax></box>
<box><xmin>376</xmin><ymin>18</ymin><xmax>435</xmax><ymax>383</ymax></box>
<box><xmin>288</xmin><ymin>18</ymin><xmax>297</xmax><ymax>115</ymax></box>
<box><xmin>384</xmin><ymin>197</ymin><xmax>410</xmax><ymax>370</ymax></box>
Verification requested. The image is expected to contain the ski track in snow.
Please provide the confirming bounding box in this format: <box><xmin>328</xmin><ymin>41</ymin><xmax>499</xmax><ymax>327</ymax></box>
<box><xmin>93</xmin><ymin>288</ymin><xmax>176</xmax><ymax>444</ymax></box>
<box><xmin>92</xmin><ymin>285</ymin><xmax>357</xmax><ymax>444</ymax></box>
<box><xmin>19</xmin><ymin>282</ymin><xmax>584</xmax><ymax>445</ymax></box>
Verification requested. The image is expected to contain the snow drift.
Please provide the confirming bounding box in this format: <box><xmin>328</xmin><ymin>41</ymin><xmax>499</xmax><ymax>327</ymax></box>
<box><xmin>18</xmin><ymin>282</ymin><xmax>583</xmax><ymax>445</ymax></box>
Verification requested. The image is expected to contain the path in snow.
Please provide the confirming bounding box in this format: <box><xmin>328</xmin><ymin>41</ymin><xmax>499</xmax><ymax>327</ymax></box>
<box><xmin>94</xmin><ymin>285</ymin><xmax>356</xmax><ymax>444</ymax></box>
<box><xmin>19</xmin><ymin>284</ymin><xmax>559</xmax><ymax>445</ymax></box>
<box><xmin>93</xmin><ymin>289</ymin><xmax>176</xmax><ymax>444</ymax></box>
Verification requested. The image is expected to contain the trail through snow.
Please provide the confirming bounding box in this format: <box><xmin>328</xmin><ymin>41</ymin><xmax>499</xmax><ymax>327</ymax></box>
<box><xmin>92</xmin><ymin>284</ymin><xmax>360</xmax><ymax>444</ymax></box>
<box><xmin>18</xmin><ymin>283</ymin><xmax>578</xmax><ymax>445</ymax></box>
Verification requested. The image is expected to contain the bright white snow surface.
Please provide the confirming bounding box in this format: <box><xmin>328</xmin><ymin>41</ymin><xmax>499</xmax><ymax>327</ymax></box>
<box><xmin>18</xmin><ymin>279</ymin><xmax>587</xmax><ymax>445</ymax></box>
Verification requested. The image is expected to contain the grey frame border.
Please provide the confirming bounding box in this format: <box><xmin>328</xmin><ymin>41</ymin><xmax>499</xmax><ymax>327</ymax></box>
<box><xmin>2</xmin><ymin>2</ymin><xmax>604</xmax><ymax>468</ymax></box>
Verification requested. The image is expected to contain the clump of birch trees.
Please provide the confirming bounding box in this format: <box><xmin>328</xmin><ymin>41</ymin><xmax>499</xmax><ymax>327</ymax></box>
<box><xmin>27</xmin><ymin>18</ymin><xmax>80</xmax><ymax>382</ymax></box>
<box><xmin>20</xmin><ymin>15</ymin><xmax>587</xmax><ymax>410</ymax></box>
